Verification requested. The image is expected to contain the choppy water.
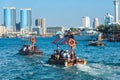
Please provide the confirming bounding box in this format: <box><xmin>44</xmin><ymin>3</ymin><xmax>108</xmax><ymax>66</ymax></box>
<box><xmin>0</xmin><ymin>37</ymin><xmax>120</xmax><ymax>80</ymax></box>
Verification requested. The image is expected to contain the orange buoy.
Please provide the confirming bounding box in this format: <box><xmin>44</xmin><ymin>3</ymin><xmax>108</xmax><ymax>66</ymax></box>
<box><xmin>30</xmin><ymin>37</ymin><xmax>36</xmax><ymax>43</ymax></box>
<box><xmin>68</xmin><ymin>38</ymin><xmax>76</xmax><ymax>47</ymax></box>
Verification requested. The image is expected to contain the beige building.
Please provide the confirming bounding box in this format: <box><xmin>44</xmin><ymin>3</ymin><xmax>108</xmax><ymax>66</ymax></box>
<box><xmin>93</xmin><ymin>18</ymin><xmax>99</xmax><ymax>29</ymax></box>
<box><xmin>35</xmin><ymin>18</ymin><xmax>46</xmax><ymax>35</ymax></box>
<box><xmin>0</xmin><ymin>25</ymin><xmax>6</xmax><ymax>36</ymax></box>
<box><xmin>41</xmin><ymin>18</ymin><xmax>46</xmax><ymax>34</ymax></box>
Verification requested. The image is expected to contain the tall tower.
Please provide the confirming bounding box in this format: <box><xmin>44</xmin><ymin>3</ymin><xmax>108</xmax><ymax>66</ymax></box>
<box><xmin>4</xmin><ymin>7</ymin><xmax>16</xmax><ymax>32</ymax></box>
<box><xmin>35</xmin><ymin>18</ymin><xmax>41</xmax><ymax>27</ymax></box>
<box><xmin>114</xmin><ymin>0</ymin><xmax>119</xmax><ymax>23</ymax></box>
<box><xmin>20</xmin><ymin>8</ymin><xmax>32</xmax><ymax>33</ymax></box>
<box><xmin>41</xmin><ymin>18</ymin><xmax>46</xmax><ymax>35</ymax></box>
<box><xmin>93</xmin><ymin>18</ymin><xmax>99</xmax><ymax>29</ymax></box>
<box><xmin>82</xmin><ymin>16</ymin><xmax>90</xmax><ymax>28</ymax></box>
<box><xmin>35</xmin><ymin>18</ymin><xmax>46</xmax><ymax>35</ymax></box>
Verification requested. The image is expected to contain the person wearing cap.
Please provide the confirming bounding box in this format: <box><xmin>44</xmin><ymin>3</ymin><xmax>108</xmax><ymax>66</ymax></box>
<box><xmin>65</xmin><ymin>50</ymin><xmax>69</xmax><ymax>58</ymax></box>
<box><xmin>66</xmin><ymin>50</ymin><xmax>71</xmax><ymax>61</ymax></box>
<box><xmin>63</xmin><ymin>51</ymin><xmax>66</xmax><ymax>59</ymax></box>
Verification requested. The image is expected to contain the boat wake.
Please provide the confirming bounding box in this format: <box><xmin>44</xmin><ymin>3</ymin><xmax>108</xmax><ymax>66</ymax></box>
<box><xmin>75</xmin><ymin>64</ymin><xmax>101</xmax><ymax>76</ymax></box>
<box><xmin>74</xmin><ymin>63</ymin><xmax>120</xmax><ymax>80</ymax></box>
<box><xmin>40</xmin><ymin>61</ymin><xmax>59</xmax><ymax>69</ymax></box>
<box><xmin>40</xmin><ymin>61</ymin><xmax>52</xmax><ymax>67</ymax></box>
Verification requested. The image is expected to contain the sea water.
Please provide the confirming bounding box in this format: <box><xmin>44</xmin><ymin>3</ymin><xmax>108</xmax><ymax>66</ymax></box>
<box><xmin>0</xmin><ymin>37</ymin><xmax>120</xmax><ymax>80</ymax></box>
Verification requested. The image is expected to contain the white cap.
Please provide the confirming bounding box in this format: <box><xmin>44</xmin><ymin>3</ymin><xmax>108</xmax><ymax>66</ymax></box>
<box><xmin>66</xmin><ymin>50</ymin><xmax>68</xmax><ymax>52</ymax></box>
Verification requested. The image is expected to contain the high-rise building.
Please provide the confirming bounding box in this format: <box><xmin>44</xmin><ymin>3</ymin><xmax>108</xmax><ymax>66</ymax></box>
<box><xmin>35</xmin><ymin>18</ymin><xmax>41</xmax><ymax>27</ymax></box>
<box><xmin>4</xmin><ymin>7</ymin><xmax>16</xmax><ymax>32</ymax></box>
<box><xmin>20</xmin><ymin>8</ymin><xmax>32</xmax><ymax>33</ymax></box>
<box><xmin>104</xmin><ymin>13</ymin><xmax>114</xmax><ymax>26</ymax></box>
<box><xmin>16</xmin><ymin>22</ymin><xmax>20</xmax><ymax>32</ymax></box>
<box><xmin>93</xmin><ymin>18</ymin><xmax>99</xmax><ymax>29</ymax></box>
<box><xmin>41</xmin><ymin>18</ymin><xmax>46</xmax><ymax>34</ymax></box>
<box><xmin>82</xmin><ymin>16</ymin><xmax>90</xmax><ymax>28</ymax></box>
<box><xmin>35</xmin><ymin>18</ymin><xmax>46</xmax><ymax>35</ymax></box>
<box><xmin>114</xmin><ymin>0</ymin><xmax>119</xmax><ymax>23</ymax></box>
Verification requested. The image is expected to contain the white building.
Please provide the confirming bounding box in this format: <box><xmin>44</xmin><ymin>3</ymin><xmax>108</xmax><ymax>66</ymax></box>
<box><xmin>0</xmin><ymin>25</ymin><xmax>6</xmax><ymax>36</ymax></box>
<box><xmin>114</xmin><ymin>0</ymin><xmax>119</xmax><ymax>24</ymax></box>
<box><xmin>93</xmin><ymin>18</ymin><xmax>99</xmax><ymax>29</ymax></box>
<box><xmin>47</xmin><ymin>26</ymin><xmax>65</xmax><ymax>35</ymax></box>
<box><xmin>41</xmin><ymin>18</ymin><xmax>46</xmax><ymax>34</ymax></box>
<box><xmin>104</xmin><ymin>13</ymin><xmax>114</xmax><ymax>26</ymax></box>
<box><xmin>82</xmin><ymin>16</ymin><xmax>90</xmax><ymax>28</ymax></box>
<box><xmin>32</xmin><ymin>26</ymin><xmax>42</xmax><ymax>35</ymax></box>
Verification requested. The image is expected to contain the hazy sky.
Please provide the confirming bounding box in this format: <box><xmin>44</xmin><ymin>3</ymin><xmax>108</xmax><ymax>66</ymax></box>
<box><xmin>0</xmin><ymin>0</ymin><xmax>119</xmax><ymax>27</ymax></box>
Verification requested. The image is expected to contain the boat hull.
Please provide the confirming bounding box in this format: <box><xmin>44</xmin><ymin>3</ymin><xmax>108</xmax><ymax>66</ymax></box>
<box><xmin>18</xmin><ymin>51</ymin><xmax>43</xmax><ymax>56</ymax></box>
<box><xmin>88</xmin><ymin>41</ymin><xmax>105</xmax><ymax>46</ymax></box>
<box><xmin>48</xmin><ymin>58</ymin><xmax>86</xmax><ymax>67</ymax></box>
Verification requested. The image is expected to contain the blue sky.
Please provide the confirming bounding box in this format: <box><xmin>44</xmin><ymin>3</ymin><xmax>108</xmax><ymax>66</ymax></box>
<box><xmin>0</xmin><ymin>0</ymin><xmax>118</xmax><ymax>27</ymax></box>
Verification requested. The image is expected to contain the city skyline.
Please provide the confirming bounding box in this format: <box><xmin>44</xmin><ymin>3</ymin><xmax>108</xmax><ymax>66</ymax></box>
<box><xmin>0</xmin><ymin>0</ymin><xmax>119</xmax><ymax>27</ymax></box>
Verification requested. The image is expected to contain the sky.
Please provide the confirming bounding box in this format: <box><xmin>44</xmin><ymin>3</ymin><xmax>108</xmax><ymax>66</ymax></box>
<box><xmin>0</xmin><ymin>0</ymin><xmax>119</xmax><ymax>27</ymax></box>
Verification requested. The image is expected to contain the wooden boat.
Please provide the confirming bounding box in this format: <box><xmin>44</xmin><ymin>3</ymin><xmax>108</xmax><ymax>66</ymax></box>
<box><xmin>88</xmin><ymin>33</ymin><xmax>105</xmax><ymax>46</ymax></box>
<box><xmin>18</xmin><ymin>50</ymin><xmax>43</xmax><ymax>56</ymax></box>
<box><xmin>19</xmin><ymin>37</ymin><xmax>43</xmax><ymax>56</ymax></box>
<box><xmin>48</xmin><ymin>37</ymin><xmax>87</xmax><ymax>67</ymax></box>
<box><xmin>88</xmin><ymin>41</ymin><xmax>105</xmax><ymax>46</ymax></box>
<box><xmin>48</xmin><ymin>58</ymin><xmax>86</xmax><ymax>67</ymax></box>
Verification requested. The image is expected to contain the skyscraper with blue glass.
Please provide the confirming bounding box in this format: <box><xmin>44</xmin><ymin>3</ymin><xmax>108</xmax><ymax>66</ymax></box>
<box><xmin>4</xmin><ymin>7</ymin><xmax>16</xmax><ymax>32</ymax></box>
<box><xmin>104</xmin><ymin>13</ymin><xmax>114</xmax><ymax>26</ymax></box>
<box><xmin>20</xmin><ymin>8</ymin><xmax>32</xmax><ymax>32</ymax></box>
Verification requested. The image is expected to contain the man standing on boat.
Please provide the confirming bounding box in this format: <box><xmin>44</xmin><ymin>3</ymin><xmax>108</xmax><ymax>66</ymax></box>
<box><xmin>30</xmin><ymin>36</ymin><xmax>36</xmax><ymax>51</ymax></box>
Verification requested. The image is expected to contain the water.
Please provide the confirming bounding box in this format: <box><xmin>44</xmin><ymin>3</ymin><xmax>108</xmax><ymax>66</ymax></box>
<box><xmin>0</xmin><ymin>37</ymin><xmax>120</xmax><ymax>80</ymax></box>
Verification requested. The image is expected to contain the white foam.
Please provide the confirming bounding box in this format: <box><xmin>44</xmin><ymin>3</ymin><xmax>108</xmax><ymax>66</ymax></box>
<box><xmin>28</xmin><ymin>72</ymin><xmax>34</xmax><ymax>76</ymax></box>
<box><xmin>40</xmin><ymin>61</ymin><xmax>52</xmax><ymax>67</ymax></box>
<box><xmin>75</xmin><ymin>64</ymin><xmax>101</xmax><ymax>76</ymax></box>
<box><xmin>75</xmin><ymin>63</ymin><xmax>120</xmax><ymax>80</ymax></box>
<box><xmin>40</xmin><ymin>61</ymin><xmax>58</xmax><ymax>68</ymax></box>
<box><xmin>40</xmin><ymin>61</ymin><xmax>45</xmax><ymax>64</ymax></box>
<box><xmin>43</xmin><ymin>63</ymin><xmax>52</xmax><ymax>67</ymax></box>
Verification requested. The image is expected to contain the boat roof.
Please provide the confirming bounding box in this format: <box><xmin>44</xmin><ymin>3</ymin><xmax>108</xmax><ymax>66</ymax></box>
<box><xmin>52</xmin><ymin>37</ymin><xmax>69</xmax><ymax>45</ymax></box>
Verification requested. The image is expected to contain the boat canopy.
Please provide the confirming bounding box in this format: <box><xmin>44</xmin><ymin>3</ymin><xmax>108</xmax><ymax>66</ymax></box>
<box><xmin>52</xmin><ymin>37</ymin><xmax>69</xmax><ymax>45</ymax></box>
